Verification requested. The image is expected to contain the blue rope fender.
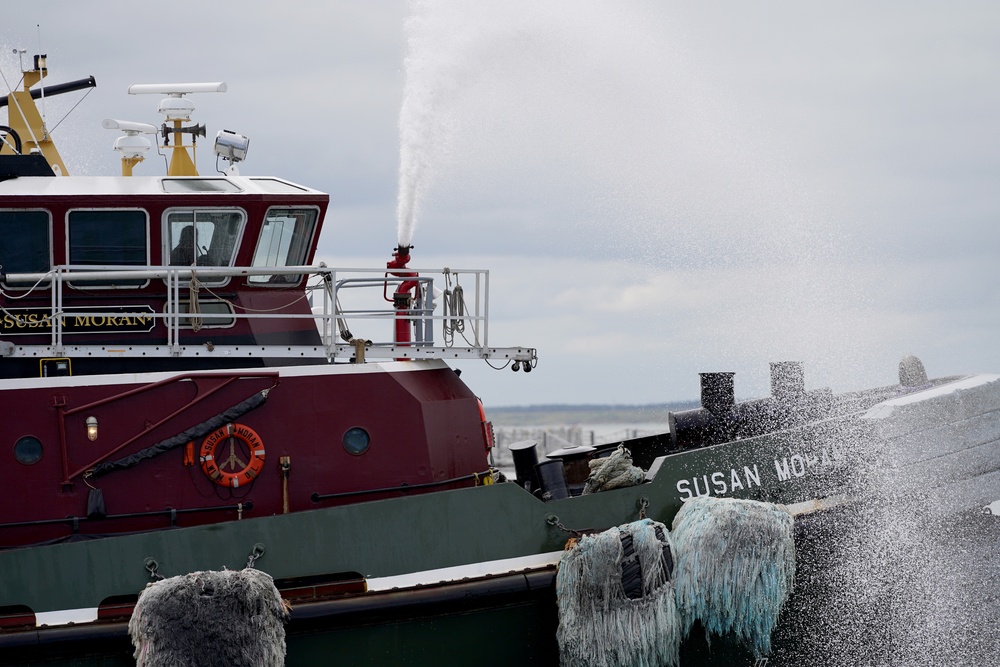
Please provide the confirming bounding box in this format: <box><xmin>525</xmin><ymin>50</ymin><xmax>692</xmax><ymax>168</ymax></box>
<box><xmin>671</xmin><ymin>496</ymin><xmax>795</xmax><ymax>658</ymax></box>
<box><xmin>556</xmin><ymin>518</ymin><xmax>680</xmax><ymax>667</ymax></box>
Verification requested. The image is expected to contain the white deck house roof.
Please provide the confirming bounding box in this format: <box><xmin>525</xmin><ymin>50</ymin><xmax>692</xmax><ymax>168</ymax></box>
<box><xmin>0</xmin><ymin>175</ymin><xmax>325</xmax><ymax>198</ymax></box>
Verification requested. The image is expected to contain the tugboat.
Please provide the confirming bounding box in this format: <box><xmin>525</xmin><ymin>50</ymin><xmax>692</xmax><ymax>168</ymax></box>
<box><xmin>2</xmin><ymin>54</ymin><xmax>999</xmax><ymax>666</ymax></box>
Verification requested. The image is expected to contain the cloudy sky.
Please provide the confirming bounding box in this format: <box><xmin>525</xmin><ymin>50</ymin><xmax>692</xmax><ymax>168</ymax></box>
<box><xmin>4</xmin><ymin>1</ymin><xmax>999</xmax><ymax>407</ymax></box>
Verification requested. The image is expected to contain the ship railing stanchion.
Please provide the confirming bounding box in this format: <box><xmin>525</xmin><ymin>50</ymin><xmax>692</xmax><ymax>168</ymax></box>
<box><xmin>55</xmin><ymin>266</ymin><xmax>64</xmax><ymax>355</ymax></box>
<box><xmin>49</xmin><ymin>267</ymin><xmax>58</xmax><ymax>352</ymax></box>
<box><xmin>480</xmin><ymin>270</ymin><xmax>487</xmax><ymax>349</ymax></box>
<box><xmin>167</xmin><ymin>269</ymin><xmax>175</xmax><ymax>353</ymax></box>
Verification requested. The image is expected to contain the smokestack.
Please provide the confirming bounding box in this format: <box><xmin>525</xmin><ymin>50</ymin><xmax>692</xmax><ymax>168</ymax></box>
<box><xmin>770</xmin><ymin>361</ymin><xmax>805</xmax><ymax>401</ymax></box>
<box><xmin>699</xmin><ymin>372</ymin><xmax>735</xmax><ymax>416</ymax></box>
<box><xmin>509</xmin><ymin>440</ymin><xmax>541</xmax><ymax>492</ymax></box>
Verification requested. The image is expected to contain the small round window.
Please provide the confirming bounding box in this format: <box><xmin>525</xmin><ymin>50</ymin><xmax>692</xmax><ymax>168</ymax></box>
<box><xmin>14</xmin><ymin>436</ymin><xmax>43</xmax><ymax>465</ymax></box>
<box><xmin>343</xmin><ymin>427</ymin><xmax>370</xmax><ymax>456</ymax></box>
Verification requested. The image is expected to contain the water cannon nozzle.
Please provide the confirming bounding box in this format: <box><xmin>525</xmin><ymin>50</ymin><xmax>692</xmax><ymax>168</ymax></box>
<box><xmin>388</xmin><ymin>244</ymin><xmax>413</xmax><ymax>270</ymax></box>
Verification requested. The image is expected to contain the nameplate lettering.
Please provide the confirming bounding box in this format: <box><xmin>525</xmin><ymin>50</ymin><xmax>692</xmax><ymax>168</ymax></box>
<box><xmin>0</xmin><ymin>306</ymin><xmax>156</xmax><ymax>335</ymax></box>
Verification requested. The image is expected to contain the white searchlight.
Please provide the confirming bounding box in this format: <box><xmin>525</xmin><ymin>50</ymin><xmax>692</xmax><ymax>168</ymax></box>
<box><xmin>214</xmin><ymin>129</ymin><xmax>250</xmax><ymax>175</ymax></box>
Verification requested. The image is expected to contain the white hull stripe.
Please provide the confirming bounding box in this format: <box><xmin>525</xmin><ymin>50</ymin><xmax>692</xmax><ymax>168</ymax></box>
<box><xmin>363</xmin><ymin>550</ymin><xmax>564</xmax><ymax>592</ymax></box>
<box><xmin>786</xmin><ymin>494</ymin><xmax>854</xmax><ymax>517</ymax></box>
<box><xmin>863</xmin><ymin>374</ymin><xmax>1000</xmax><ymax>419</ymax></box>
<box><xmin>0</xmin><ymin>358</ymin><xmax>450</xmax><ymax>392</ymax></box>
<box><xmin>36</xmin><ymin>607</ymin><xmax>99</xmax><ymax>627</ymax></box>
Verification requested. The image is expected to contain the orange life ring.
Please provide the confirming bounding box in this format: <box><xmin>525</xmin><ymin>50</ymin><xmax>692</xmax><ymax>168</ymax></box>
<box><xmin>477</xmin><ymin>397</ymin><xmax>494</xmax><ymax>452</ymax></box>
<box><xmin>199</xmin><ymin>422</ymin><xmax>266</xmax><ymax>488</ymax></box>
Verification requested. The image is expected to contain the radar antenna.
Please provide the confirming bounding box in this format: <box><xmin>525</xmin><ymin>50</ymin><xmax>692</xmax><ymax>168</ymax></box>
<box><xmin>102</xmin><ymin>119</ymin><xmax>157</xmax><ymax>176</ymax></box>
<box><xmin>128</xmin><ymin>82</ymin><xmax>226</xmax><ymax>176</ymax></box>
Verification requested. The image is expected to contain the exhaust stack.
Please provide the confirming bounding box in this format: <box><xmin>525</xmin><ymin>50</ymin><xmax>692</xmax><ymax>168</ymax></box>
<box><xmin>770</xmin><ymin>361</ymin><xmax>805</xmax><ymax>401</ymax></box>
<box><xmin>699</xmin><ymin>372</ymin><xmax>735</xmax><ymax>416</ymax></box>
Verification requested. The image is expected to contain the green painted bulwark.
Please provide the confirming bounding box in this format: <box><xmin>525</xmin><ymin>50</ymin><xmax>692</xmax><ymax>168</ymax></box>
<box><xmin>0</xmin><ymin>413</ymin><xmax>869</xmax><ymax>615</ymax></box>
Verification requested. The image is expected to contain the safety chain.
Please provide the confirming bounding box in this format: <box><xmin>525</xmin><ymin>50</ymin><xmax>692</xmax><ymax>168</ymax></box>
<box><xmin>546</xmin><ymin>513</ymin><xmax>571</xmax><ymax>533</ymax></box>
<box><xmin>546</xmin><ymin>514</ymin><xmax>595</xmax><ymax>540</ymax></box>
<box><xmin>246</xmin><ymin>543</ymin><xmax>265</xmax><ymax>569</ymax></box>
<box><xmin>144</xmin><ymin>557</ymin><xmax>165</xmax><ymax>581</ymax></box>
<box><xmin>547</xmin><ymin>496</ymin><xmax>653</xmax><ymax>540</ymax></box>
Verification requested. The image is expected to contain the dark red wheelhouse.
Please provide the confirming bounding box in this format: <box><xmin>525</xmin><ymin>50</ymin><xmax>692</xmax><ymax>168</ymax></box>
<box><xmin>0</xmin><ymin>177</ymin><xmax>524</xmax><ymax>549</ymax></box>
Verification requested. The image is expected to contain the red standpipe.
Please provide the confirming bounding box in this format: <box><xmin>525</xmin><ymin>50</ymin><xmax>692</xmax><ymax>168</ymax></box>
<box><xmin>385</xmin><ymin>245</ymin><xmax>420</xmax><ymax>351</ymax></box>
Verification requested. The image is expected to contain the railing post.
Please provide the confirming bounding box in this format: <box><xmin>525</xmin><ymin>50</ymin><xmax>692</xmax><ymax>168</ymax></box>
<box><xmin>482</xmin><ymin>270</ymin><xmax>488</xmax><ymax>348</ymax></box>
<box><xmin>49</xmin><ymin>268</ymin><xmax>58</xmax><ymax>350</ymax></box>
<box><xmin>424</xmin><ymin>278</ymin><xmax>434</xmax><ymax>346</ymax></box>
<box><xmin>54</xmin><ymin>268</ymin><xmax>64</xmax><ymax>355</ymax></box>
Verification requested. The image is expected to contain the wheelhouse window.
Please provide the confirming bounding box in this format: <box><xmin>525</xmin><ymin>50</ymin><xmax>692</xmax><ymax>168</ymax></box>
<box><xmin>68</xmin><ymin>209</ymin><xmax>148</xmax><ymax>288</ymax></box>
<box><xmin>249</xmin><ymin>208</ymin><xmax>318</xmax><ymax>286</ymax></box>
<box><xmin>166</xmin><ymin>209</ymin><xmax>245</xmax><ymax>286</ymax></box>
<box><xmin>171</xmin><ymin>299</ymin><xmax>236</xmax><ymax>329</ymax></box>
<box><xmin>0</xmin><ymin>210</ymin><xmax>51</xmax><ymax>288</ymax></box>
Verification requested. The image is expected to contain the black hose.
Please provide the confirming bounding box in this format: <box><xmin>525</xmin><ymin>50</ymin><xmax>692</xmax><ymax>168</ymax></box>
<box><xmin>0</xmin><ymin>125</ymin><xmax>22</xmax><ymax>154</ymax></box>
<box><xmin>0</xmin><ymin>76</ymin><xmax>97</xmax><ymax>109</ymax></box>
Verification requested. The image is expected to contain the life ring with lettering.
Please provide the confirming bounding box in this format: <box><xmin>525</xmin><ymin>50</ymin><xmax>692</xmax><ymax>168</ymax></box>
<box><xmin>199</xmin><ymin>423</ymin><xmax>266</xmax><ymax>488</ymax></box>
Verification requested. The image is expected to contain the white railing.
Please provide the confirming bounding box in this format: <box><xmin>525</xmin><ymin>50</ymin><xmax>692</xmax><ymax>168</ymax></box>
<box><xmin>0</xmin><ymin>265</ymin><xmax>536</xmax><ymax>364</ymax></box>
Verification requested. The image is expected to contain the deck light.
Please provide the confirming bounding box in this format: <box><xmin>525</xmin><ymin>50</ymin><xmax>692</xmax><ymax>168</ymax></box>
<box><xmin>86</xmin><ymin>416</ymin><xmax>98</xmax><ymax>441</ymax></box>
<box><xmin>214</xmin><ymin>129</ymin><xmax>250</xmax><ymax>163</ymax></box>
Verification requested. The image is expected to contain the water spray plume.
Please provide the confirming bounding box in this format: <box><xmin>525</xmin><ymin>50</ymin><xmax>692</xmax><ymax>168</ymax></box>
<box><xmin>395</xmin><ymin>0</ymin><xmax>535</xmax><ymax>248</ymax></box>
<box><xmin>395</xmin><ymin>1</ymin><xmax>454</xmax><ymax>249</ymax></box>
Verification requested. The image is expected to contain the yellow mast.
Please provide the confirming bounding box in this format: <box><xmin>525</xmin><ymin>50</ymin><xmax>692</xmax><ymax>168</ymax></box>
<box><xmin>1</xmin><ymin>55</ymin><xmax>70</xmax><ymax>175</ymax></box>
<box><xmin>122</xmin><ymin>155</ymin><xmax>143</xmax><ymax>177</ymax></box>
<box><xmin>166</xmin><ymin>116</ymin><xmax>199</xmax><ymax>176</ymax></box>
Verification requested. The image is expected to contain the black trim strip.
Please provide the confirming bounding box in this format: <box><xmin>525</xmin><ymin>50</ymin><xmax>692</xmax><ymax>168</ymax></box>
<box><xmin>0</xmin><ymin>502</ymin><xmax>253</xmax><ymax>531</ymax></box>
<box><xmin>310</xmin><ymin>470</ymin><xmax>490</xmax><ymax>502</ymax></box>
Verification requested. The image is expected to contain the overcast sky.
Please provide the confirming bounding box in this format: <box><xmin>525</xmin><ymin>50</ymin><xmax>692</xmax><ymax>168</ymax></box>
<box><xmin>4</xmin><ymin>1</ymin><xmax>999</xmax><ymax>408</ymax></box>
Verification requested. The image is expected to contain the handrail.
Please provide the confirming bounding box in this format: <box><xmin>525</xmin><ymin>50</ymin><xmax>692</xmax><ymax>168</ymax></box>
<box><xmin>0</xmin><ymin>264</ymin><xmax>535</xmax><ymax>364</ymax></box>
<box><xmin>4</xmin><ymin>264</ymin><xmax>486</xmax><ymax>348</ymax></box>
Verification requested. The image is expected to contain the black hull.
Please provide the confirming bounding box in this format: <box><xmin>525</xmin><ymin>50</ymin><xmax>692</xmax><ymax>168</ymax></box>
<box><xmin>9</xmin><ymin>499</ymin><xmax>997</xmax><ymax>667</ymax></box>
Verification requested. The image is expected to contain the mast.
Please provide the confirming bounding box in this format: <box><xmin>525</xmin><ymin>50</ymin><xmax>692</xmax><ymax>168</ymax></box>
<box><xmin>0</xmin><ymin>54</ymin><xmax>94</xmax><ymax>175</ymax></box>
<box><xmin>127</xmin><ymin>82</ymin><xmax>227</xmax><ymax>176</ymax></box>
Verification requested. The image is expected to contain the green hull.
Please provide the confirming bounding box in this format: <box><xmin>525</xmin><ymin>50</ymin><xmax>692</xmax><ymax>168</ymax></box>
<box><xmin>0</xmin><ymin>414</ymin><xmax>866</xmax><ymax>666</ymax></box>
<box><xmin>4</xmin><ymin>374</ymin><xmax>1000</xmax><ymax>666</ymax></box>
<box><xmin>0</xmin><ymin>416</ymin><xmax>866</xmax><ymax>613</ymax></box>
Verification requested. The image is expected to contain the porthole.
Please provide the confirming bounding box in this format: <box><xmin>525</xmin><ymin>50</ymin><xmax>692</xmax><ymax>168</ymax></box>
<box><xmin>342</xmin><ymin>427</ymin><xmax>370</xmax><ymax>456</ymax></box>
<box><xmin>14</xmin><ymin>436</ymin><xmax>43</xmax><ymax>465</ymax></box>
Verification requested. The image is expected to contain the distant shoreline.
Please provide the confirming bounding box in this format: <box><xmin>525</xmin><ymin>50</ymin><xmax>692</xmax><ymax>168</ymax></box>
<box><xmin>487</xmin><ymin>401</ymin><xmax>699</xmax><ymax>426</ymax></box>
